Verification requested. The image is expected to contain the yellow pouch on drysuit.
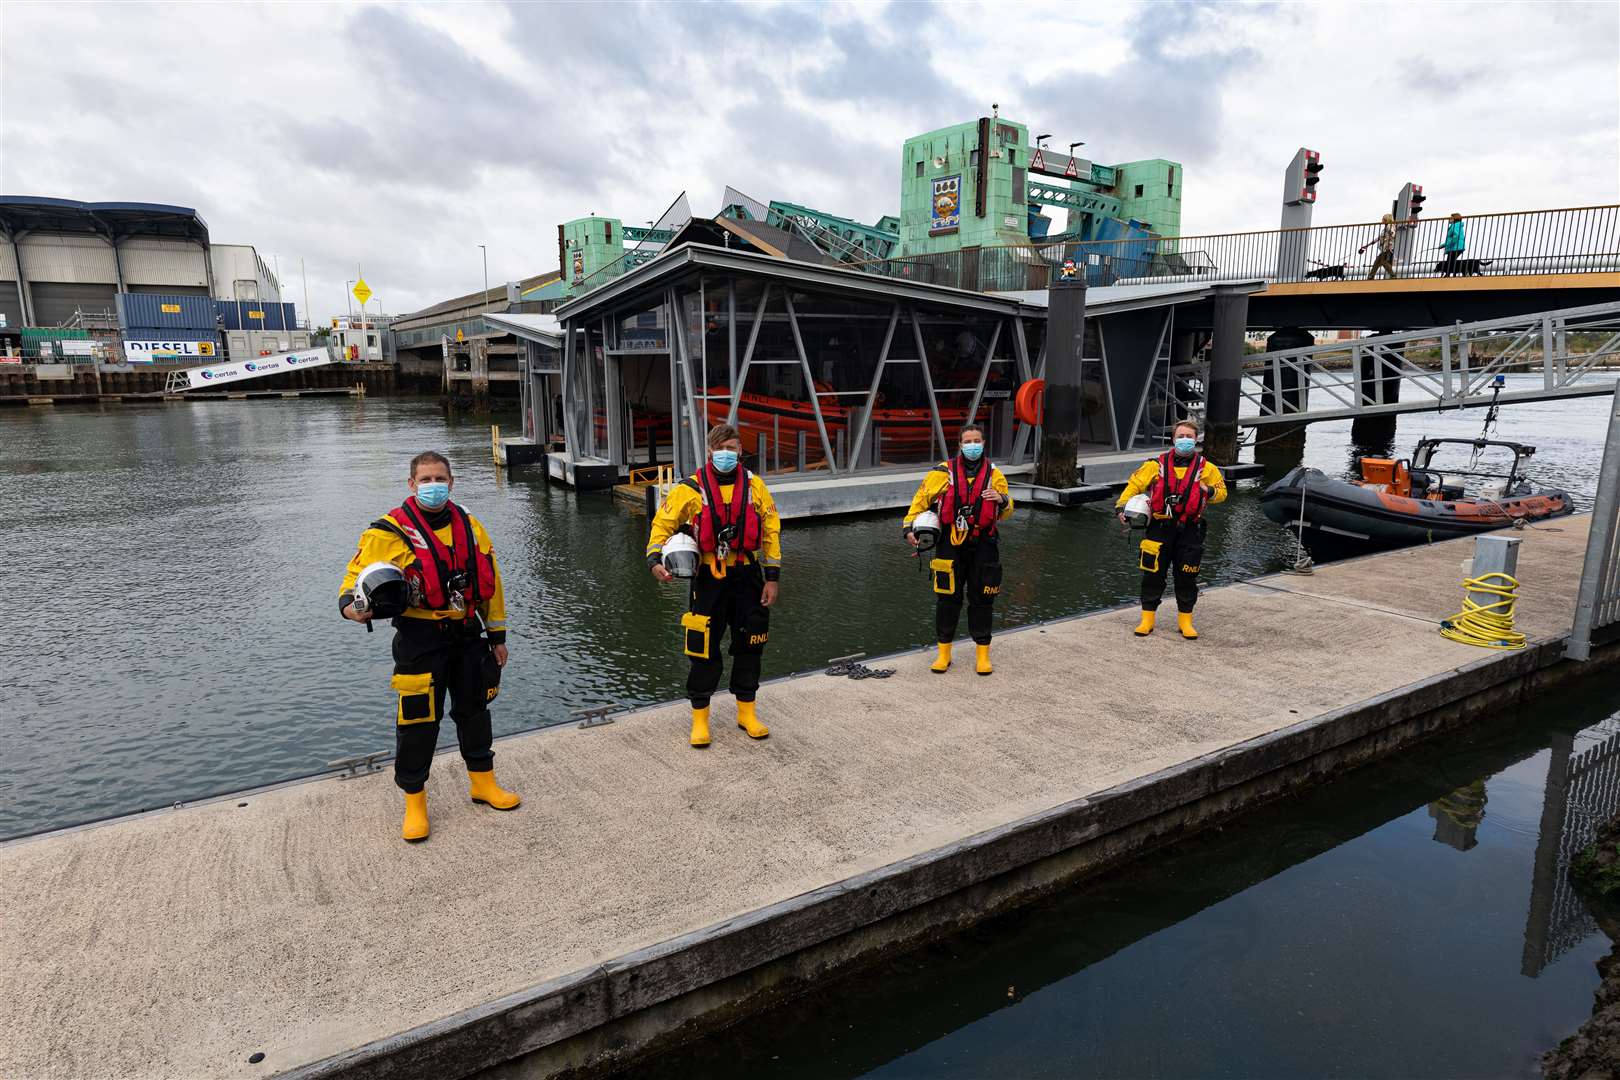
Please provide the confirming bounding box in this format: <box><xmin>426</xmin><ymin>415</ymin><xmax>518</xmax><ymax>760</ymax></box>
<box><xmin>1138</xmin><ymin>539</ymin><xmax>1163</xmax><ymax>574</ymax></box>
<box><xmin>930</xmin><ymin>557</ymin><xmax>956</xmax><ymax>595</ymax></box>
<box><xmin>390</xmin><ymin>671</ymin><xmax>435</xmax><ymax>726</ymax></box>
<box><xmin>681</xmin><ymin>612</ymin><xmax>712</xmax><ymax>659</ymax></box>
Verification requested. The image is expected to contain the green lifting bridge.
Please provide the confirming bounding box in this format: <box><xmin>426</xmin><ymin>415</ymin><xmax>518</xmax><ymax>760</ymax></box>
<box><xmin>559</xmin><ymin>111</ymin><xmax>1185</xmax><ymax>295</ymax></box>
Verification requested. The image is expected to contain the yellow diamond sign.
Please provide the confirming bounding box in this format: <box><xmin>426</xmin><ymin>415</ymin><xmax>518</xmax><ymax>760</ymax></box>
<box><xmin>352</xmin><ymin>278</ymin><xmax>373</xmax><ymax>306</ymax></box>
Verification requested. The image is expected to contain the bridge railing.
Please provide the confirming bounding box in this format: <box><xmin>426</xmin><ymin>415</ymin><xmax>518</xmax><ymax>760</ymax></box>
<box><xmin>848</xmin><ymin>205</ymin><xmax>1620</xmax><ymax>290</ymax></box>
<box><xmin>1236</xmin><ymin>300</ymin><xmax>1620</xmax><ymax>425</ymax></box>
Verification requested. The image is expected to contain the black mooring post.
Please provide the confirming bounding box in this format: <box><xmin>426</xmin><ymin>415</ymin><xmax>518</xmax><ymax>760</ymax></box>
<box><xmin>1036</xmin><ymin>279</ymin><xmax>1086</xmax><ymax>488</ymax></box>
<box><xmin>1204</xmin><ymin>288</ymin><xmax>1251</xmax><ymax>465</ymax></box>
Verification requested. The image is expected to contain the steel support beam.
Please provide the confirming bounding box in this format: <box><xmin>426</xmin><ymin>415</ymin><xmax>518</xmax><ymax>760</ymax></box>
<box><xmin>783</xmin><ymin>291</ymin><xmax>838</xmax><ymax>474</ymax></box>
<box><xmin>1568</xmin><ymin>390</ymin><xmax>1620</xmax><ymax>660</ymax></box>
<box><xmin>728</xmin><ymin>284</ymin><xmax>771</xmax><ymax>427</ymax></box>
<box><xmin>847</xmin><ymin>303</ymin><xmax>900</xmax><ymax>469</ymax></box>
<box><xmin>909</xmin><ymin>308</ymin><xmax>949</xmax><ymax>461</ymax></box>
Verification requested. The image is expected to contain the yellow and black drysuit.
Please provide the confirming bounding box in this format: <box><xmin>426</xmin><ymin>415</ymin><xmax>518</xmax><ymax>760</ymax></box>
<box><xmin>646</xmin><ymin>470</ymin><xmax>781</xmax><ymax>709</ymax></box>
<box><xmin>904</xmin><ymin>457</ymin><xmax>1014</xmax><ymax>646</ymax></box>
<box><xmin>339</xmin><ymin>503</ymin><xmax>507</xmax><ymax>794</ymax></box>
<box><xmin>1116</xmin><ymin>452</ymin><xmax>1227</xmax><ymax>614</ymax></box>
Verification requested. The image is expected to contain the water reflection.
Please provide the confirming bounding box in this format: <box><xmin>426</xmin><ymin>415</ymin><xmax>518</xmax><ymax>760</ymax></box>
<box><xmin>625</xmin><ymin>673</ymin><xmax>1620</xmax><ymax>1080</ymax></box>
<box><xmin>1429</xmin><ymin>779</ymin><xmax>1488</xmax><ymax>851</ymax></box>
<box><xmin>1523</xmin><ymin>724</ymin><xmax>1620</xmax><ymax>978</ymax></box>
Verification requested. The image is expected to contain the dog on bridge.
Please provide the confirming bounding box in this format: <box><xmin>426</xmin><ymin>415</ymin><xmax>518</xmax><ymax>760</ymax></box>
<box><xmin>1436</xmin><ymin>258</ymin><xmax>1494</xmax><ymax>277</ymax></box>
<box><xmin>1305</xmin><ymin>262</ymin><xmax>1347</xmax><ymax>280</ymax></box>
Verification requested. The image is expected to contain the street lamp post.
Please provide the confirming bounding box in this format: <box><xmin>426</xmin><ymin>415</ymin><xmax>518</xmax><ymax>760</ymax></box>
<box><xmin>478</xmin><ymin>244</ymin><xmax>490</xmax><ymax>313</ymax></box>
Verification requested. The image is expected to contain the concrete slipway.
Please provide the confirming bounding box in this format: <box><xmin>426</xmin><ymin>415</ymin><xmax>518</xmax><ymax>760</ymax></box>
<box><xmin>3</xmin><ymin>518</ymin><xmax>1615</xmax><ymax>1080</ymax></box>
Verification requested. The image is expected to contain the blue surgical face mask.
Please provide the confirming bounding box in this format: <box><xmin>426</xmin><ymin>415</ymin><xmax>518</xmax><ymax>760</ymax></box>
<box><xmin>711</xmin><ymin>449</ymin><xmax>739</xmax><ymax>473</ymax></box>
<box><xmin>1174</xmin><ymin>437</ymin><xmax>1197</xmax><ymax>455</ymax></box>
<box><xmin>961</xmin><ymin>442</ymin><xmax>985</xmax><ymax>461</ymax></box>
<box><xmin>415</xmin><ymin>481</ymin><xmax>451</xmax><ymax>509</ymax></box>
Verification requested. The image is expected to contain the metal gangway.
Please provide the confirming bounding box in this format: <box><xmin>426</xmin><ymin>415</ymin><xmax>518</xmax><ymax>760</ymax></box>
<box><xmin>1235</xmin><ymin>300</ymin><xmax>1620</xmax><ymax>426</ymax></box>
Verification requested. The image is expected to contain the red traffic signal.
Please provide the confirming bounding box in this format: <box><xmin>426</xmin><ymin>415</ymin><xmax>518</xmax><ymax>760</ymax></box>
<box><xmin>1301</xmin><ymin>150</ymin><xmax>1323</xmax><ymax>203</ymax></box>
<box><xmin>1409</xmin><ymin>184</ymin><xmax>1426</xmax><ymax>216</ymax></box>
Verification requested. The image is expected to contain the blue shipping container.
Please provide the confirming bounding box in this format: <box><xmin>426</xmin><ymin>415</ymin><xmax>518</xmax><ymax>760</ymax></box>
<box><xmin>215</xmin><ymin>300</ymin><xmax>297</xmax><ymax>331</ymax></box>
<box><xmin>116</xmin><ymin>292</ymin><xmax>217</xmax><ymax>331</ymax></box>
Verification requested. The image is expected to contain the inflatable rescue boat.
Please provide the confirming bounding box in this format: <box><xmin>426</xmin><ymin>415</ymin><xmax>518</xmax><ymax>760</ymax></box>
<box><xmin>1261</xmin><ymin>437</ymin><xmax>1574</xmax><ymax>555</ymax></box>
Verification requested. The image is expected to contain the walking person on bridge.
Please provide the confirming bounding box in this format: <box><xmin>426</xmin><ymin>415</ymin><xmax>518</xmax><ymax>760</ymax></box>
<box><xmin>647</xmin><ymin>423</ymin><xmax>781</xmax><ymax>748</ymax></box>
<box><xmin>1358</xmin><ymin>213</ymin><xmax>1401</xmax><ymax>279</ymax></box>
<box><xmin>1442</xmin><ymin>212</ymin><xmax>1468</xmax><ymax>275</ymax></box>
<box><xmin>904</xmin><ymin>423</ymin><xmax>1014</xmax><ymax>676</ymax></box>
<box><xmin>1116</xmin><ymin>420</ymin><xmax>1227</xmax><ymax>639</ymax></box>
<box><xmin>339</xmin><ymin>450</ymin><xmax>519</xmax><ymax>842</ymax></box>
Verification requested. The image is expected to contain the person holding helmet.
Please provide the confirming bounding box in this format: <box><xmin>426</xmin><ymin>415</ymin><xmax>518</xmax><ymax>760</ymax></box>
<box><xmin>646</xmin><ymin>424</ymin><xmax>782</xmax><ymax>748</ymax></box>
<box><xmin>1115</xmin><ymin>420</ymin><xmax>1227</xmax><ymax>639</ymax></box>
<box><xmin>338</xmin><ymin>450</ymin><xmax>518</xmax><ymax>842</ymax></box>
<box><xmin>903</xmin><ymin>423</ymin><xmax>1014</xmax><ymax>676</ymax></box>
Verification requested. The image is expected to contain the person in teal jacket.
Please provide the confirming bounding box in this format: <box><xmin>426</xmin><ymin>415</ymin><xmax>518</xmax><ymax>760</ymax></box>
<box><xmin>1442</xmin><ymin>212</ymin><xmax>1467</xmax><ymax>275</ymax></box>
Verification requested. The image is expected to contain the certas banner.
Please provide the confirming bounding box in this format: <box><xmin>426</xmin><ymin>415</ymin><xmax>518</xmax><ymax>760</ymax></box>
<box><xmin>930</xmin><ymin>175</ymin><xmax>961</xmax><ymax>235</ymax></box>
<box><xmin>182</xmin><ymin>349</ymin><xmax>336</xmax><ymax>389</ymax></box>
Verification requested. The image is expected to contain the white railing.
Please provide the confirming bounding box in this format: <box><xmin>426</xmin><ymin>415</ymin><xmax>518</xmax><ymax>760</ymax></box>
<box><xmin>1238</xmin><ymin>301</ymin><xmax>1620</xmax><ymax>425</ymax></box>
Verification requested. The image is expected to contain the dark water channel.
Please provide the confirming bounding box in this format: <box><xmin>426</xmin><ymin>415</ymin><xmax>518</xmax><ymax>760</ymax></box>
<box><xmin>622</xmin><ymin>670</ymin><xmax>1620</xmax><ymax>1080</ymax></box>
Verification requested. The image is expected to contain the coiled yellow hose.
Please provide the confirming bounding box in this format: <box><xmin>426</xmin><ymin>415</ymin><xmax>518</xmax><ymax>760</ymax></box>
<box><xmin>1439</xmin><ymin>572</ymin><xmax>1526</xmax><ymax>650</ymax></box>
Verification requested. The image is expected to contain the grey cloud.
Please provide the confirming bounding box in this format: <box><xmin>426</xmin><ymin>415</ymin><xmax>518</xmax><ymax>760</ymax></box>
<box><xmin>1019</xmin><ymin>2</ymin><xmax>1260</xmax><ymax>165</ymax></box>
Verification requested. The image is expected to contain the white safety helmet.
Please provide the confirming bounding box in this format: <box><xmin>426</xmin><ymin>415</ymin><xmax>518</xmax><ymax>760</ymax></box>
<box><xmin>910</xmin><ymin>510</ymin><xmax>942</xmax><ymax>551</ymax></box>
<box><xmin>661</xmin><ymin>532</ymin><xmax>701</xmax><ymax>578</ymax></box>
<box><xmin>354</xmin><ymin>561</ymin><xmax>410</xmax><ymax>618</ymax></box>
<box><xmin>1122</xmin><ymin>494</ymin><xmax>1152</xmax><ymax>529</ymax></box>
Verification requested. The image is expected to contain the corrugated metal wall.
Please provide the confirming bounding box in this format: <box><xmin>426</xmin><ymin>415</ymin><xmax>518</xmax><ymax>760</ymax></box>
<box><xmin>117</xmin><ymin>292</ymin><xmax>216</xmax><ymax>330</ymax></box>
<box><xmin>0</xmin><ymin>282</ymin><xmax>21</xmax><ymax>328</ymax></box>
<box><xmin>208</xmin><ymin>244</ymin><xmax>282</xmax><ymax>302</ymax></box>
<box><xmin>17</xmin><ymin>233</ymin><xmax>118</xmax><ymax>284</ymax></box>
<box><xmin>30</xmin><ymin>282</ymin><xmax>117</xmax><ymax>326</ymax></box>
<box><xmin>128</xmin><ymin>284</ymin><xmax>210</xmax><ymax>297</ymax></box>
<box><xmin>119</xmin><ymin>237</ymin><xmax>209</xmax><ymax>288</ymax></box>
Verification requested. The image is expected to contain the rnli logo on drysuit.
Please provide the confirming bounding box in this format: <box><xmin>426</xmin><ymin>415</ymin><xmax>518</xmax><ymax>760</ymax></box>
<box><xmin>748</xmin><ymin>633</ymin><xmax>768</xmax><ymax>646</ymax></box>
<box><xmin>982</xmin><ymin>584</ymin><xmax>1001</xmax><ymax>598</ymax></box>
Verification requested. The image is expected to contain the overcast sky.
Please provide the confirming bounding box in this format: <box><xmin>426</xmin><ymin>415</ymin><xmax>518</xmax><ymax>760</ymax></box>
<box><xmin>3</xmin><ymin>1</ymin><xmax>1616</xmax><ymax>321</ymax></box>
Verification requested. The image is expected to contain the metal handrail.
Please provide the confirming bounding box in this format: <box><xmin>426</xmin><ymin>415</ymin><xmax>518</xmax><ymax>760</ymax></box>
<box><xmin>848</xmin><ymin>205</ymin><xmax>1620</xmax><ymax>291</ymax></box>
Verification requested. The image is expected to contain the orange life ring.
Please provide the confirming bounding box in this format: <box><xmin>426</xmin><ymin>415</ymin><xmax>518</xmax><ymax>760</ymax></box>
<box><xmin>1014</xmin><ymin>379</ymin><xmax>1046</xmax><ymax>426</ymax></box>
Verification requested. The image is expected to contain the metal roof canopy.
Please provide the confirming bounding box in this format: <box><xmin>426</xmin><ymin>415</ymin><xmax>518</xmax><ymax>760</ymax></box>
<box><xmin>0</xmin><ymin>195</ymin><xmax>210</xmax><ymax>241</ymax></box>
<box><xmin>553</xmin><ymin>244</ymin><xmax>1051</xmax><ymax>322</ymax></box>
<box><xmin>556</xmin><ymin>244</ymin><xmax>1262</xmax><ymax>324</ymax></box>
<box><xmin>996</xmin><ymin>279</ymin><xmax>1267</xmax><ymax>315</ymax></box>
<box><xmin>480</xmin><ymin>311</ymin><xmax>563</xmax><ymax>347</ymax></box>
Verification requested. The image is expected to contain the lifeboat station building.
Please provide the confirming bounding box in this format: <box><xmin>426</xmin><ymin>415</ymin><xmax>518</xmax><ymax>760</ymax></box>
<box><xmin>510</xmin><ymin>242</ymin><xmax>1260</xmax><ymax>516</ymax></box>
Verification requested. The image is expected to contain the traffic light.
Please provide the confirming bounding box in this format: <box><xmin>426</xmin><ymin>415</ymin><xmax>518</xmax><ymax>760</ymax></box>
<box><xmin>1282</xmin><ymin>148</ymin><xmax>1324</xmax><ymax>206</ymax></box>
<box><xmin>1395</xmin><ymin>182</ymin><xmax>1425</xmax><ymax>221</ymax></box>
<box><xmin>1301</xmin><ymin>150</ymin><xmax>1323</xmax><ymax>203</ymax></box>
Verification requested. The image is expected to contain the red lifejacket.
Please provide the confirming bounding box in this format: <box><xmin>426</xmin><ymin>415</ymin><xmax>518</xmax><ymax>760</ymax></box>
<box><xmin>936</xmin><ymin>456</ymin><xmax>1000</xmax><ymax>542</ymax></box>
<box><xmin>1149</xmin><ymin>452</ymin><xmax>1208</xmax><ymax>524</ymax></box>
<box><xmin>688</xmin><ymin>463</ymin><xmax>761</xmax><ymax>555</ymax></box>
<box><xmin>383</xmin><ymin>498</ymin><xmax>496</xmax><ymax>613</ymax></box>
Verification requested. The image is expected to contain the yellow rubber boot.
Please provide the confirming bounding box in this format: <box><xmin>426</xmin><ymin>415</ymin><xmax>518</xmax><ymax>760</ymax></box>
<box><xmin>690</xmin><ymin>706</ymin><xmax>712</xmax><ymax>747</ymax></box>
<box><xmin>975</xmin><ymin>644</ymin><xmax>992</xmax><ymax>676</ymax></box>
<box><xmin>930</xmin><ymin>643</ymin><xmax>952</xmax><ymax>673</ymax></box>
<box><xmin>1177</xmin><ymin>612</ymin><xmax>1199</xmax><ymax>640</ymax></box>
<box><xmin>737</xmin><ymin>700</ymin><xmax>769</xmax><ymax>739</ymax></box>
<box><xmin>402</xmin><ymin>791</ymin><xmax>429</xmax><ymax>843</ymax></box>
<box><xmin>468</xmin><ymin>770</ymin><xmax>521</xmax><ymax>810</ymax></box>
<box><xmin>1133</xmin><ymin>610</ymin><xmax>1156</xmax><ymax>637</ymax></box>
